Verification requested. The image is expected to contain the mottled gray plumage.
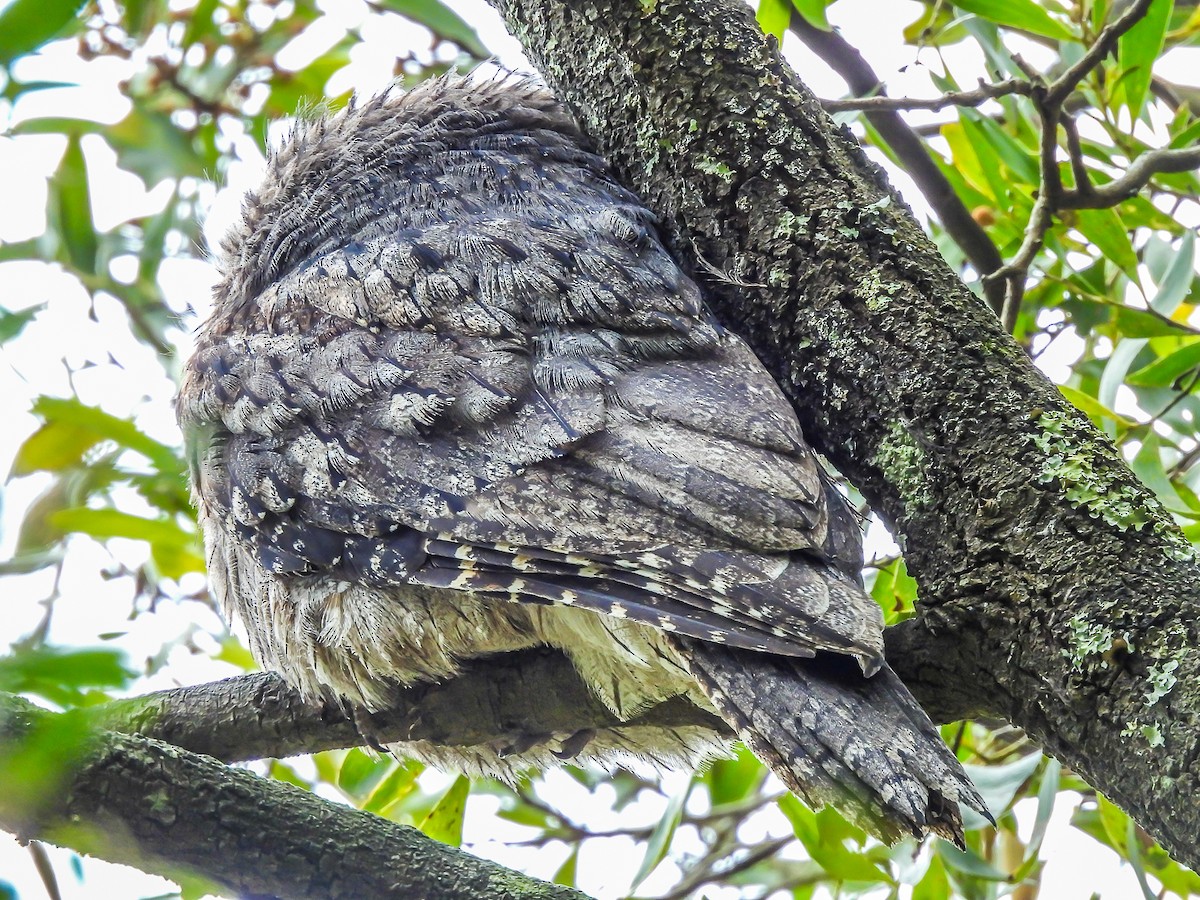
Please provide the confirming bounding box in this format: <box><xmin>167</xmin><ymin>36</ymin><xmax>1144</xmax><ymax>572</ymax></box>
<box><xmin>179</xmin><ymin>75</ymin><xmax>988</xmax><ymax>844</ymax></box>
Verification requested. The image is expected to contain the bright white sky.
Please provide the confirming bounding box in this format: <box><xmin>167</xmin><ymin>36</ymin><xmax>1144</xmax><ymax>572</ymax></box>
<box><xmin>0</xmin><ymin>0</ymin><xmax>1194</xmax><ymax>897</ymax></box>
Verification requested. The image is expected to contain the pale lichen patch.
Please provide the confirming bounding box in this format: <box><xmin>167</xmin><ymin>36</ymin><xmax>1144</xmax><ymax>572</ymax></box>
<box><xmin>1030</xmin><ymin>410</ymin><xmax>1195</xmax><ymax>561</ymax></box>
<box><xmin>1145</xmin><ymin>660</ymin><xmax>1179</xmax><ymax>706</ymax></box>
<box><xmin>872</xmin><ymin>419</ymin><xmax>931</xmax><ymax>511</ymax></box>
<box><xmin>1064</xmin><ymin>614</ymin><xmax>1126</xmax><ymax>673</ymax></box>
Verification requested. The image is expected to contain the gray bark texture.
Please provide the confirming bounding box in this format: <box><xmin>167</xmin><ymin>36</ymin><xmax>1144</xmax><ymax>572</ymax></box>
<box><xmin>0</xmin><ymin>692</ymin><xmax>588</xmax><ymax>900</ymax></box>
<box><xmin>87</xmin><ymin>649</ymin><xmax>725</xmax><ymax>763</ymax></box>
<box><xmin>489</xmin><ymin>0</ymin><xmax>1200</xmax><ymax>872</ymax></box>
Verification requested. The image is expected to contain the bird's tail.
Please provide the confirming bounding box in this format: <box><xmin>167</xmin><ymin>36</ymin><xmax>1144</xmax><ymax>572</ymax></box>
<box><xmin>681</xmin><ymin>641</ymin><xmax>991</xmax><ymax>846</ymax></box>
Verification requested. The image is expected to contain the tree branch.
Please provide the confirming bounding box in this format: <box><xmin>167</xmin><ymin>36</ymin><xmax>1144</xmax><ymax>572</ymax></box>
<box><xmin>0</xmin><ymin>693</ymin><xmax>588</xmax><ymax>900</ymax></box>
<box><xmin>85</xmin><ymin>648</ymin><xmax>726</xmax><ymax>764</ymax></box>
<box><xmin>820</xmin><ymin>79</ymin><xmax>1033</xmax><ymax>113</ymax></box>
<box><xmin>984</xmin><ymin>0</ymin><xmax>1160</xmax><ymax>329</ymax></box>
<box><xmin>1046</xmin><ymin>0</ymin><xmax>1155</xmax><ymax>106</ymax></box>
<box><xmin>1060</xmin><ymin>144</ymin><xmax>1200</xmax><ymax>209</ymax></box>
<box><xmin>789</xmin><ymin>16</ymin><xmax>1008</xmax><ymax>314</ymax></box>
<box><xmin>491</xmin><ymin>0</ymin><xmax>1200</xmax><ymax>872</ymax></box>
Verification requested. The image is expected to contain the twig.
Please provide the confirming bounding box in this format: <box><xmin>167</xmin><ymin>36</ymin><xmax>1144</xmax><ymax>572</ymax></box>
<box><xmin>989</xmin><ymin>78</ymin><xmax>1059</xmax><ymax>333</ymax></box>
<box><xmin>1060</xmin><ymin>145</ymin><xmax>1200</xmax><ymax>209</ymax></box>
<box><xmin>659</xmin><ymin>835</ymin><xmax>795</xmax><ymax>900</ymax></box>
<box><xmin>1061</xmin><ymin>116</ymin><xmax>1094</xmax><ymax>198</ymax></box>
<box><xmin>821</xmin><ymin>77</ymin><xmax>1032</xmax><ymax>113</ymax></box>
<box><xmin>1046</xmin><ymin>0</ymin><xmax>1156</xmax><ymax>106</ymax></box>
<box><xmin>985</xmin><ymin>0</ymin><xmax>1161</xmax><ymax>331</ymax></box>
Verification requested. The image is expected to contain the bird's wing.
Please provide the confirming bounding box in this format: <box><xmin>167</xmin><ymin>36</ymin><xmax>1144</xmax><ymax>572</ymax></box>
<box><xmin>181</xmin><ymin>169</ymin><xmax>882</xmax><ymax>670</ymax></box>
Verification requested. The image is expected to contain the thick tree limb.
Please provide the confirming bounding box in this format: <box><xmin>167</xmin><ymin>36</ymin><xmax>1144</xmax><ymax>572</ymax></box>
<box><xmin>490</xmin><ymin>0</ymin><xmax>1200</xmax><ymax>871</ymax></box>
<box><xmin>0</xmin><ymin>691</ymin><xmax>588</xmax><ymax>900</ymax></box>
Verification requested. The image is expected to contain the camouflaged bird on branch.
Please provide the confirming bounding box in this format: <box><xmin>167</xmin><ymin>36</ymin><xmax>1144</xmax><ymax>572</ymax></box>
<box><xmin>178</xmin><ymin>74</ymin><xmax>989</xmax><ymax>844</ymax></box>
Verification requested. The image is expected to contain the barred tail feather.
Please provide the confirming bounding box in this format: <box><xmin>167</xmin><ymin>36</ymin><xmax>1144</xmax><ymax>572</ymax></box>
<box><xmin>680</xmin><ymin>641</ymin><xmax>991</xmax><ymax>846</ymax></box>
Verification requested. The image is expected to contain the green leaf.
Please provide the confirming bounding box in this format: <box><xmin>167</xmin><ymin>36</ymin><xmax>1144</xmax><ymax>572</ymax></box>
<box><xmin>12</xmin><ymin>418</ymin><xmax>105</xmax><ymax>476</ymax></box>
<box><xmin>50</xmin><ymin>507</ymin><xmax>196</xmax><ymax>549</ymax></box>
<box><xmin>181</xmin><ymin>0</ymin><xmax>220</xmax><ymax>47</ymax></box>
<box><xmin>1127</xmin><ymin>337</ymin><xmax>1200</xmax><ymax>386</ymax></box>
<box><xmin>553</xmin><ymin>848</ymin><xmax>579</xmax><ymax>887</ymax></box>
<box><xmin>707</xmin><ymin>744</ymin><xmax>765</xmax><ymax>805</ymax></box>
<box><xmin>1096</xmin><ymin>793</ymin><xmax>1130</xmax><ymax>849</ymax></box>
<box><xmin>213</xmin><ymin>638</ymin><xmax>257</xmax><ymax>671</ymax></box>
<box><xmin>1130</xmin><ymin>434</ymin><xmax>1185</xmax><ymax>507</ymax></box>
<box><xmin>150</xmin><ymin>539</ymin><xmax>206</xmax><ymax>580</ymax></box>
<box><xmin>380</xmin><ymin>0</ymin><xmax>489</xmax><ymax>57</ymax></box>
<box><xmin>1058</xmin><ymin>384</ymin><xmax>1137</xmax><ymax>429</ymax></box>
<box><xmin>106</xmin><ymin>107</ymin><xmax>211</xmax><ymax>185</ymax></box>
<box><xmin>17</xmin><ymin>396</ymin><xmax>184</xmax><ymax>476</ymax></box>
<box><xmin>962</xmin><ymin>110</ymin><xmax>1040</xmax><ymax>185</ymax></box>
<box><xmin>0</xmin><ymin>303</ymin><xmax>43</xmax><ymax>342</ymax></box>
<box><xmin>1126</xmin><ymin>818</ymin><xmax>1159</xmax><ymax>900</ymax></box>
<box><xmin>268</xmin><ymin>761</ymin><xmax>312</xmax><ymax>788</ymax></box>
<box><xmin>630</xmin><ymin>781</ymin><xmax>689</xmax><ymax>890</ymax></box>
<box><xmin>959</xmin><ymin>752</ymin><xmax>1042</xmax><ymax>821</ymax></box>
<box><xmin>0</xmin><ymin>0</ymin><xmax>85</xmax><ymax>64</ymax></box>
<box><xmin>756</xmin><ymin>0</ymin><xmax>793</xmax><ymax>40</ymax></box>
<box><xmin>1146</xmin><ymin>231</ymin><xmax>1196</xmax><ymax>312</ymax></box>
<box><xmin>1074</xmin><ymin>208</ymin><xmax>1139</xmax><ymax>283</ymax></box>
<box><xmin>791</xmin><ymin>0</ymin><xmax>833</xmax><ymax>30</ymax></box>
<box><xmin>363</xmin><ymin>759</ymin><xmax>423</xmax><ymax>815</ymax></box>
<box><xmin>1023</xmin><ymin>758</ymin><xmax>1061</xmax><ymax>869</ymax></box>
<box><xmin>48</xmin><ymin>132</ymin><xmax>98</xmax><ymax>275</ymax></box>
<box><xmin>869</xmin><ymin>556</ymin><xmax>919</xmax><ymax>624</ymax></box>
<box><xmin>937</xmin><ymin>841</ymin><xmax>1011</xmax><ymax>881</ymax></box>
<box><xmin>1112</xmin><ymin>306</ymin><xmax>1194</xmax><ymax>337</ymax></box>
<box><xmin>779</xmin><ymin>795</ymin><xmax>892</xmax><ymax>884</ymax></box>
<box><xmin>0</xmin><ymin>646</ymin><xmax>133</xmax><ymax>706</ymax></box>
<box><xmin>338</xmin><ymin>748</ymin><xmax>390</xmax><ymax>799</ymax></box>
<box><xmin>418</xmin><ymin>775</ymin><xmax>470</xmax><ymax>847</ymax></box>
<box><xmin>913</xmin><ymin>853</ymin><xmax>951</xmax><ymax>900</ymax></box>
<box><xmin>493</xmin><ymin>796</ymin><xmax>556</xmax><ymax>829</ymax></box>
<box><xmin>1116</xmin><ymin>0</ymin><xmax>1173</xmax><ymax>119</ymax></box>
<box><xmin>12</xmin><ymin>472</ymin><xmax>91</xmax><ymax>559</ymax></box>
<box><xmin>952</xmin><ymin>0</ymin><xmax>1075</xmax><ymax>41</ymax></box>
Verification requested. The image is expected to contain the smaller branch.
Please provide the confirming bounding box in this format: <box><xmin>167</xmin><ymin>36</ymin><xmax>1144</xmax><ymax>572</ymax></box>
<box><xmin>1061</xmin><ymin>116</ymin><xmax>1095</xmax><ymax>201</ymax></box>
<box><xmin>821</xmin><ymin>78</ymin><xmax>1032</xmax><ymax>113</ymax></box>
<box><xmin>1046</xmin><ymin>0</ymin><xmax>1155</xmax><ymax>105</ymax></box>
<box><xmin>993</xmin><ymin>190</ymin><xmax>1050</xmax><ymax>333</ymax></box>
<box><xmin>660</xmin><ymin>836</ymin><xmax>795</xmax><ymax>900</ymax></box>
<box><xmin>988</xmin><ymin>82</ymin><xmax>1062</xmax><ymax>333</ymax></box>
<box><xmin>1060</xmin><ymin>145</ymin><xmax>1200</xmax><ymax>209</ymax></box>
<box><xmin>1169</xmin><ymin>441</ymin><xmax>1200</xmax><ymax>479</ymax></box>
<box><xmin>982</xmin><ymin>0</ymin><xmax>1189</xmax><ymax>325</ymax></box>
<box><xmin>86</xmin><ymin>648</ymin><xmax>729</xmax><ymax>764</ymax></box>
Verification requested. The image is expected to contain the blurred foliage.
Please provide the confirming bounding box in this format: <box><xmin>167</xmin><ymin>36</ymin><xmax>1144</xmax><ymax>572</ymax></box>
<box><xmin>0</xmin><ymin>0</ymin><xmax>1198</xmax><ymax>897</ymax></box>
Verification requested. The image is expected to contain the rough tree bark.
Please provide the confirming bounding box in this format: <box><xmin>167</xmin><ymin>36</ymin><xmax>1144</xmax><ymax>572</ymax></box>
<box><xmin>0</xmin><ymin>693</ymin><xmax>587</xmax><ymax>900</ymax></box>
<box><xmin>3</xmin><ymin>0</ymin><xmax>1198</xmax><ymax>893</ymax></box>
<box><xmin>489</xmin><ymin>0</ymin><xmax>1200</xmax><ymax>871</ymax></box>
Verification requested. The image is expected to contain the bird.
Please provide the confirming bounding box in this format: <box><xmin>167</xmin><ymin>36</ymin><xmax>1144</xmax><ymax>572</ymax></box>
<box><xmin>178</xmin><ymin>73</ymin><xmax>989</xmax><ymax>846</ymax></box>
